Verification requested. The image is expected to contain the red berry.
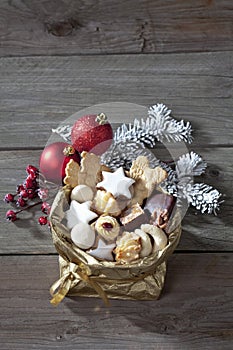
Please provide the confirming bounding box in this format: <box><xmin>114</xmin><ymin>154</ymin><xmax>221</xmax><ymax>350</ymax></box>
<box><xmin>20</xmin><ymin>190</ymin><xmax>28</xmax><ymax>199</ymax></box>
<box><xmin>27</xmin><ymin>189</ymin><xmax>37</xmax><ymax>199</ymax></box>
<box><xmin>24</xmin><ymin>176</ymin><xmax>38</xmax><ymax>190</ymax></box>
<box><xmin>16</xmin><ymin>184</ymin><xmax>25</xmax><ymax>194</ymax></box>
<box><xmin>71</xmin><ymin>114</ymin><xmax>113</xmax><ymax>155</ymax></box>
<box><xmin>16</xmin><ymin>197</ymin><xmax>26</xmax><ymax>207</ymax></box>
<box><xmin>41</xmin><ymin>202</ymin><xmax>51</xmax><ymax>214</ymax></box>
<box><xmin>6</xmin><ymin>210</ymin><xmax>17</xmax><ymax>222</ymax></box>
<box><xmin>38</xmin><ymin>216</ymin><xmax>48</xmax><ymax>225</ymax></box>
<box><xmin>26</xmin><ymin>165</ymin><xmax>39</xmax><ymax>176</ymax></box>
<box><xmin>4</xmin><ymin>193</ymin><xmax>15</xmax><ymax>203</ymax></box>
<box><xmin>27</xmin><ymin>172</ymin><xmax>37</xmax><ymax>181</ymax></box>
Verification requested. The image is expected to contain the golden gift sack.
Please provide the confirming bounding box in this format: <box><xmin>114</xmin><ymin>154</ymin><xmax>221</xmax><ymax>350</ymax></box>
<box><xmin>49</xmin><ymin>187</ymin><xmax>182</xmax><ymax>306</ymax></box>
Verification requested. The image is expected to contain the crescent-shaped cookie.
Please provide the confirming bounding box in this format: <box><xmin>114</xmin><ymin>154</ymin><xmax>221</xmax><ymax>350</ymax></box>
<box><xmin>134</xmin><ymin>229</ymin><xmax>152</xmax><ymax>258</ymax></box>
<box><xmin>140</xmin><ymin>224</ymin><xmax>167</xmax><ymax>252</ymax></box>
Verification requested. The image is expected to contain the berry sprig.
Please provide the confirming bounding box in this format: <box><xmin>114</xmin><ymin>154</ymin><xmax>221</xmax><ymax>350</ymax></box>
<box><xmin>4</xmin><ymin>165</ymin><xmax>52</xmax><ymax>226</ymax></box>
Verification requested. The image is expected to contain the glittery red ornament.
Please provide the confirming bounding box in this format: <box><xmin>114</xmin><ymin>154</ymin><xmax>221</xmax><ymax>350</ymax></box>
<box><xmin>71</xmin><ymin>113</ymin><xmax>113</xmax><ymax>155</ymax></box>
<box><xmin>39</xmin><ymin>142</ymin><xmax>80</xmax><ymax>184</ymax></box>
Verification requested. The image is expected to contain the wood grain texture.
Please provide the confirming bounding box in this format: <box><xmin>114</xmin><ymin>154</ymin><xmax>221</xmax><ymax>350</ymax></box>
<box><xmin>0</xmin><ymin>254</ymin><xmax>232</xmax><ymax>350</ymax></box>
<box><xmin>0</xmin><ymin>53</ymin><xmax>232</xmax><ymax>149</ymax></box>
<box><xmin>0</xmin><ymin>148</ymin><xmax>232</xmax><ymax>254</ymax></box>
<box><xmin>0</xmin><ymin>0</ymin><xmax>232</xmax><ymax>56</ymax></box>
<box><xmin>1</xmin><ymin>1</ymin><xmax>232</xmax><ymax>346</ymax></box>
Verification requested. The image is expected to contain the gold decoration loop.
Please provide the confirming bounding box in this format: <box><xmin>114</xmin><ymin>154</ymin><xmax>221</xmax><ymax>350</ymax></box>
<box><xmin>50</xmin><ymin>262</ymin><xmax>109</xmax><ymax>307</ymax></box>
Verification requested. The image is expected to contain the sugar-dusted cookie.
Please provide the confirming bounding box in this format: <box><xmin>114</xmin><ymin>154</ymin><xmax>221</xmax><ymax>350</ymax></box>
<box><xmin>65</xmin><ymin>200</ymin><xmax>98</xmax><ymax>229</ymax></box>
<box><xmin>140</xmin><ymin>224</ymin><xmax>167</xmax><ymax>252</ymax></box>
<box><xmin>71</xmin><ymin>184</ymin><xmax>94</xmax><ymax>203</ymax></box>
<box><xmin>71</xmin><ymin>222</ymin><xmax>96</xmax><ymax>250</ymax></box>
<box><xmin>134</xmin><ymin>229</ymin><xmax>152</xmax><ymax>258</ymax></box>
<box><xmin>97</xmin><ymin>167</ymin><xmax>135</xmax><ymax>199</ymax></box>
<box><xmin>88</xmin><ymin>238</ymin><xmax>116</xmax><ymax>261</ymax></box>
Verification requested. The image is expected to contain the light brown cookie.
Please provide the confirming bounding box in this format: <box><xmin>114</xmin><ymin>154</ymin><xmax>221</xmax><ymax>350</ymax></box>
<box><xmin>63</xmin><ymin>159</ymin><xmax>80</xmax><ymax>188</ymax></box>
<box><xmin>78</xmin><ymin>152</ymin><xmax>102</xmax><ymax>190</ymax></box>
<box><xmin>129</xmin><ymin>156</ymin><xmax>167</xmax><ymax>205</ymax></box>
<box><xmin>144</xmin><ymin>166</ymin><xmax>168</xmax><ymax>196</ymax></box>
<box><xmin>114</xmin><ymin>231</ymin><xmax>142</xmax><ymax>264</ymax></box>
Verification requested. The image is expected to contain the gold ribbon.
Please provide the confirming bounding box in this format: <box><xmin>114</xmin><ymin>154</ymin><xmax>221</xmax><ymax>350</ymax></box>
<box><xmin>50</xmin><ymin>262</ymin><xmax>109</xmax><ymax>307</ymax></box>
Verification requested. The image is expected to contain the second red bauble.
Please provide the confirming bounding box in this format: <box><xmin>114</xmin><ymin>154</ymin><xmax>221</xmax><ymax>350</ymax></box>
<box><xmin>39</xmin><ymin>142</ymin><xmax>80</xmax><ymax>185</ymax></box>
<box><xmin>71</xmin><ymin>113</ymin><xmax>113</xmax><ymax>155</ymax></box>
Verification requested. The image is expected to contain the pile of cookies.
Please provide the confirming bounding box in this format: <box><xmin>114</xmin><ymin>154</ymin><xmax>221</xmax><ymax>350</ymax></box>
<box><xmin>64</xmin><ymin>151</ymin><xmax>175</xmax><ymax>264</ymax></box>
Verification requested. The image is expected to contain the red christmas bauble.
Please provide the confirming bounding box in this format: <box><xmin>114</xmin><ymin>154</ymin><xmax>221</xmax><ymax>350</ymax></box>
<box><xmin>39</xmin><ymin>142</ymin><xmax>80</xmax><ymax>184</ymax></box>
<box><xmin>71</xmin><ymin>113</ymin><xmax>113</xmax><ymax>155</ymax></box>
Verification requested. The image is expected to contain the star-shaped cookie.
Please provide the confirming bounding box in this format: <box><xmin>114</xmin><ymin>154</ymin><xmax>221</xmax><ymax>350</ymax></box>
<box><xmin>66</xmin><ymin>200</ymin><xmax>98</xmax><ymax>229</ymax></box>
<box><xmin>97</xmin><ymin>167</ymin><xmax>135</xmax><ymax>199</ymax></box>
<box><xmin>88</xmin><ymin>239</ymin><xmax>116</xmax><ymax>261</ymax></box>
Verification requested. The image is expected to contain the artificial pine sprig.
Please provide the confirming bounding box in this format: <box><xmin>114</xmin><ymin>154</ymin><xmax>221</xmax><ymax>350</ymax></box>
<box><xmin>175</xmin><ymin>151</ymin><xmax>207</xmax><ymax>178</ymax></box>
<box><xmin>101</xmin><ymin>141</ymin><xmax>161</xmax><ymax>171</ymax></box>
<box><xmin>163</xmin><ymin>151</ymin><xmax>222</xmax><ymax>215</ymax></box>
<box><xmin>52</xmin><ymin>125</ymin><xmax>72</xmax><ymax>142</ymax></box>
<box><xmin>158</xmin><ymin>162</ymin><xmax>178</xmax><ymax>195</ymax></box>
<box><xmin>52</xmin><ymin>103</ymin><xmax>193</xmax><ymax>148</ymax></box>
<box><xmin>114</xmin><ymin>119</ymin><xmax>156</xmax><ymax>148</ymax></box>
<box><xmin>51</xmin><ymin>103</ymin><xmax>222</xmax><ymax>215</ymax></box>
<box><xmin>114</xmin><ymin>103</ymin><xmax>193</xmax><ymax>147</ymax></box>
<box><xmin>182</xmin><ymin>183</ymin><xmax>222</xmax><ymax>215</ymax></box>
<box><xmin>148</xmin><ymin>104</ymin><xmax>193</xmax><ymax>143</ymax></box>
<box><xmin>162</xmin><ymin>151</ymin><xmax>208</xmax><ymax>195</ymax></box>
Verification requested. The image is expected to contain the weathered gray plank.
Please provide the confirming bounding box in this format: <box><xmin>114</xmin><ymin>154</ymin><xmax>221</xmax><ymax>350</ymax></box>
<box><xmin>0</xmin><ymin>150</ymin><xmax>55</xmax><ymax>254</ymax></box>
<box><xmin>0</xmin><ymin>53</ymin><xmax>232</xmax><ymax>149</ymax></box>
<box><xmin>0</xmin><ymin>148</ymin><xmax>232</xmax><ymax>254</ymax></box>
<box><xmin>0</xmin><ymin>254</ymin><xmax>232</xmax><ymax>350</ymax></box>
<box><xmin>0</xmin><ymin>0</ymin><xmax>232</xmax><ymax>56</ymax></box>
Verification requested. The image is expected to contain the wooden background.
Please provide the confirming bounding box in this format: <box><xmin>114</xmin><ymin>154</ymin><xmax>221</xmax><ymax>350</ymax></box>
<box><xmin>0</xmin><ymin>1</ymin><xmax>232</xmax><ymax>349</ymax></box>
